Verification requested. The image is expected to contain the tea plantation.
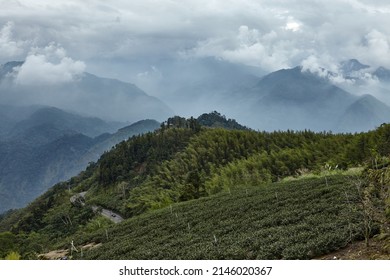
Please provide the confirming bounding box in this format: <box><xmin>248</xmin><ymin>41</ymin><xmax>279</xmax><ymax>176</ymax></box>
<box><xmin>78</xmin><ymin>175</ymin><xmax>364</xmax><ymax>259</ymax></box>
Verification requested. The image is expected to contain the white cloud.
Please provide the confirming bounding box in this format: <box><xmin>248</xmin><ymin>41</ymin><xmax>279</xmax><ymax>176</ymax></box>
<box><xmin>186</xmin><ymin>25</ymin><xmax>293</xmax><ymax>71</ymax></box>
<box><xmin>358</xmin><ymin>30</ymin><xmax>390</xmax><ymax>67</ymax></box>
<box><xmin>13</xmin><ymin>43</ymin><xmax>86</xmax><ymax>86</ymax></box>
<box><xmin>2</xmin><ymin>0</ymin><xmax>390</xmax><ymax>77</ymax></box>
<box><xmin>285</xmin><ymin>17</ymin><xmax>302</xmax><ymax>32</ymax></box>
<box><xmin>0</xmin><ymin>21</ymin><xmax>26</xmax><ymax>60</ymax></box>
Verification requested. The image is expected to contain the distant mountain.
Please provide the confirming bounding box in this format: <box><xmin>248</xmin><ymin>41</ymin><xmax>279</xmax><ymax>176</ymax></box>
<box><xmin>145</xmin><ymin>57</ymin><xmax>262</xmax><ymax>117</ymax></box>
<box><xmin>238</xmin><ymin>66</ymin><xmax>390</xmax><ymax>132</ymax></box>
<box><xmin>0</xmin><ymin>61</ymin><xmax>173</xmax><ymax>123</ymax></box>
<box><xmin>0</xmin><ymin>106</ymin><xmax>160</xmax><ymax>213</ymax></box>
<box><xmin>373</xmin><ymin>66</ymin><xmax>390</xmax><ymax>83</ymax></box>
<box><xmin>0</xmin><ymin>104</ymin><xmax>43</xmax><ymax>137</ymax></box>
<box><xmin>6</xmin><ymin>107</ymin><xmax>119</xmax><ymax>145</ymax></box>
<box><xmin>73</xmin><ymin>119</ymin><xmax>160</xmax><ymax>173</ymax></box>
<box><xmin>0</xmin><ymin>61</ymin><xmax>23</xmax><ymax>81</ymax></box>
<box><xmin>340</xmin><ymin>59</ymin><xmax>370</xmax><ymax>76</ymax></box>
<box><xmin>337</xmin><ymin>95</ymin><xmax>390</xmax><ymax>132</ymax></box>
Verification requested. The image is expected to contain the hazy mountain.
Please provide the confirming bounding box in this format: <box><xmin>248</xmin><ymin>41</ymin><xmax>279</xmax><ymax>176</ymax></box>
<box><xmin>0</xmin><ymin>61</ymin><xmax>173</xmax><ymax>123</ymax></box>
<box><xmin>139</xmin><ymin>57</ymin><xmax>390</xmax><ymax>133</ymax></box>
<box><xmin>138</xmin><ymin>57</ymin><xmax>263</xmax><ymax>117</ymax></box>
<box><xmin>237</xmin><ymin>66</ymin><xmax>390</xmax><ymax>132</ymax></box>
<box><xmin>337</xmin><ymin>95</ymin><xmax>390</xmax><ymax>132</ymax></box>
<box><xmin>73</xmin><ymin>119</ymin><xmax>160</xmax><ymax>173</ymax></box>
<box><xmin>340</xmin><ymin>59</ymin><xmax>370</xmax><ymax>76</ymax></box>
<box><xmin>0</xmin><ymin>104</ymin><xmax>44</xmax><ymax>137</ymax></box>
<box><xmin>0</xmin><ymin>61</ymin><xmax>23</xmax><ymax>82</ymax></box>
<box><xmin>373</xmin><ymin>67</ymin><xmax>390</xmax><ymax>83</ymax></box>
<box><xmin>6</xmin><ymin>107</ymin><xmax>120</xmax><ymax>145</ymax></box>
<box><xmin>0</xmin><ymin>106</ymin><xmax>160</xmax><ymax>213</ymax></box>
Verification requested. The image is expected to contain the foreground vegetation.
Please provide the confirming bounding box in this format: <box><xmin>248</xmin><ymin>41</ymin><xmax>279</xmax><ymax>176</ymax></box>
<box><xmin>1</xmin><ymin>112</ymin><xmax>390</xmax><ymax>259</ymax></box>
<box><xmin>79</xmin><ymin>175</ymin><xmax>365</xmax><ymax>259</ymax></box>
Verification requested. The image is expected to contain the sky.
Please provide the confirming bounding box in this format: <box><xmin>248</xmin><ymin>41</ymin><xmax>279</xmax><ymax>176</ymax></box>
<box><xmin>1</xmin><ymin>0</ymin><xmax>390</xmax><ymax>85</ymax></box>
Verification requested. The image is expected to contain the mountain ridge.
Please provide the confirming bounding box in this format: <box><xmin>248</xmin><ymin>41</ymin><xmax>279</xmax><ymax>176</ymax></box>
<box><xmin>0</xmin><ymin>105</ymin><xmax>161</xmax><ymax>213</ymax></box>
<box><xmin>0</xmin><ymin>61</ymin><xmax>173</xmax><ymax>123</ymax></box>
<box><xmin>239</xmin><ymin>65</ymin><xmax>390</xmax><ymax>132</ymax></box>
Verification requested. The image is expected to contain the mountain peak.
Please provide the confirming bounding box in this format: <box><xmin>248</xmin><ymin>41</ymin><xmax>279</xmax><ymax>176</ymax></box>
<box><xmin>1</xmin><ymin>61</ymin><xmax>24</xmax><ymax>69</ymax></box>
<box><xmin>340</xmin><ymin>59</ymin><xmax>369</xmax><ymax>74</ymax></box>
<box><xmin>373</xmin><ymin>66</ymin><xmax>390</xmax><ymax>82</ymax></box>
<box><xmin>0</xmin><ymin>61</ymin><xmax>24</xmax><ymax>79</ymax></box>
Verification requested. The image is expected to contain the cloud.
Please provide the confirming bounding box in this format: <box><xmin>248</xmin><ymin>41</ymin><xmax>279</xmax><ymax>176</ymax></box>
<box><xmin>185</xmin><ymin>25</ymin><xmax>294</xmax><ymax>71</ymax></box>
<box><xmin>1</xmin><ymin>0</ymin><xmax>390</xmax><ymax>79</ymax></box>
<box><xmin>358</xmin><ymin>30</ymin><xmax>390</xmax><ymax>67</ymax></box>
<box><xmin>13</xmin><ymin>43</ymin><xmax>86</xmax><ymax>86</ymax></box>
<box><xmin>285</xmin><ymin>17</ymin><xmax>302</xmax><ymax>32</ymax></box>
<box><xmin>0</xmin><ymin>21</ymin><xmax>26</xmax><ymax>60</ymax></box>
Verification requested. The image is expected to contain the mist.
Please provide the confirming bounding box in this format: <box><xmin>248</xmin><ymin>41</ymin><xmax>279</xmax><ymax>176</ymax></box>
<box><xmin>2</xmin><ymin>1</ymin><xmax>390</xmax><ymax>130</ymax></box>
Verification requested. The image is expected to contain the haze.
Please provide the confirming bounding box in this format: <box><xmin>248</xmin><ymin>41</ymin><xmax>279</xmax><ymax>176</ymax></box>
<box><xmin>1</xmin><ymin>0</ymin><xmax>390</xmax><ymax>125</ymax></box>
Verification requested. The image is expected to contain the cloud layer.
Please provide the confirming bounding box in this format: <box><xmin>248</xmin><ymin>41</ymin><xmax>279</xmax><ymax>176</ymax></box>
<box><xmin>1</xmin><ymin>0</ymin><xmax>390</xmax><ymax>77</ymax></box>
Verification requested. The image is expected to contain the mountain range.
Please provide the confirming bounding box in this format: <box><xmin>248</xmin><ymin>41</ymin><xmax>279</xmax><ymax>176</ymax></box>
<box><xmin>1</xmin><ymin>112</ymin><xmax>389</xmax><ymax>259</ymax></box>
<box><xmin>140</xmin><ymin>58</ymin><xmax>390</xmax><ymax>132</ymax></box>
<box><xmin>0</xmin><ymin>105</ymin><xmax>160</xmax><ymax>213</ymax></box>
<box><xmin>2</xmin><ymin>58</ymin><xmax>390</xmax><ymax>212</ymax></box>
<box><xmin>0</xmin><ymin>61</ymin><xmax>173</xmax><ymax>123</ymax></box>
<box><xmin>240</xmin><ymin>66</ymin><xmax>390</xmax><ymax>132</ymax></box>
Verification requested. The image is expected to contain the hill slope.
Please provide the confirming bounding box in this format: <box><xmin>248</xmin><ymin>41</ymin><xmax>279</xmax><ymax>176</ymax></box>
<box><xmin>81</xmin><ymin>175</ymin><xmax>363</xmax><ymax>260</ymax></box>
<box><xmin>2</xmin><ymin>115</ymin><xmax>390</xmax><ymax>259</ymax></box>
<box><xmin>0</xmin><ymin>108</ymin><xmax>160</xmax><ymax>213</ymax></box>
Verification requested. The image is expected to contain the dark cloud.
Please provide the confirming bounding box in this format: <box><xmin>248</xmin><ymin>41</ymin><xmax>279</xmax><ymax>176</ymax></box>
<box><xmin>1</xmin><ymin>0</ymin><xmax>390</xmax><ymax>83</ymax></box>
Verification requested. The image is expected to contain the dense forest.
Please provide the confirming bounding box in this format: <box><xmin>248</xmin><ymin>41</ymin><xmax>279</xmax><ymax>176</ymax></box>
<box><xmin>1</xmin><ymin>112</ymin><xmax>389</xmax><ymax>259</ymax></box>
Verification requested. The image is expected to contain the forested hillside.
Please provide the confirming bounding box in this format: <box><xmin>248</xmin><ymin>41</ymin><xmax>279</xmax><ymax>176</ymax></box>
<box><xmin>0</xmin><ymin>113</ymin><xmax>389</xmax><ymax>260</ymax></box>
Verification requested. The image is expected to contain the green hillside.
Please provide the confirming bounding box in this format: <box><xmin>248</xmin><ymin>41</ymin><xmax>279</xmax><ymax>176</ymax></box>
<box><xmin>80</xmin><ymin>175</ymin><xmax>365</xmax><ymax>259</ymax></box>
<box><xmin>1</xmin><ymin>113</ymin><xmax>390</xmax><ymax>259</ymax></box>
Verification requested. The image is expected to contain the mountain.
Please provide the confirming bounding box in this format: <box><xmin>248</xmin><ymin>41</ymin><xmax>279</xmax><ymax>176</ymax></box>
<box><xmin>1</xmin><ymin>115</ymin><xmax>389</xmax><ymax>259</ymax></box>
<box><xmin>340</xmin><ymin>59</ymin><xmax>370</xmax><ymax>76</ymax></box>
<box><xmin>373</xmin><ymin>66</ymin><xmax>390</xmax><ymax>83</ymax></box>
<box><xmin>139</xmin><ymin>57</ymin><xmax>262</xmax><ymax>117</ymax></box>
<box><xmin>237</xmin><ymin>66</ymin><xmax>390</xmax><ymax>132</ymax></box>
<box><xmin>6</xmin><ymin>107</ymin><xmax>119</xmax><ymax>145</ymax></box>
<box><xmin>0</xmin><ymin>104</ymin><xmax>44</xmax><ymax>137</ymax></box>
<box><xmin>0</xmin><ymin>106</ymin><xmax>160</xmax><ymax>213</ymax></box>
<box><xmin>0</xmin><ymin>61</ymin><xmax>173</xmax><ymax>123</ymax></box>
<box><xmin>337</xmin><ymin>95</ymin><xmax>390</xmax><ymax>132</ymax></box>
<box><xmin>70</xmin><ymin>119</ymin><xmax>161</xmax><ymax>174</ymax></box>
<box><xmin>0</xmin><ymin>61</ymin><xmax>23</xmax><ymax>82</ymax></box>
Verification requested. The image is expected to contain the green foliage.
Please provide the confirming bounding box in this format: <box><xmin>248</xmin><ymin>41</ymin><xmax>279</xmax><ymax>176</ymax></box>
<box><xmin>98</xmin><ymin>128</ymin><xmax>198</xmax><ymax>185</ymax></box>
<box><xmin>4</xmin><ymin>251</ymin><xmax>21</xmax><ymax>260</ymax></box>
<box><xmin>4</xmin><ymin>116</ymin><xmax>390</xmax><ymax>259</ymax></box>
<box><xmin>0</xmin><ymin>231</ymin><xmax>17</xmax><ymax>258</ymax></box>
<box><xmin>197</xmin><ymin>111</ymin><xmax>249</xmax><ymax>130</ymax></box>
<box><xmin>81</xmin><ymin>176</ymin><xmax>364</xmax><ymax>260</ymax></box>
<box><xmin>125</xmin><ymin>129</ymin><xmax>354</xmax><ymax>215</ymax></box>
